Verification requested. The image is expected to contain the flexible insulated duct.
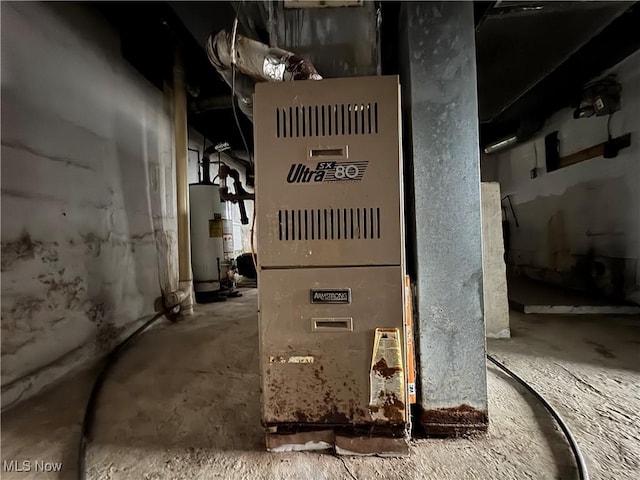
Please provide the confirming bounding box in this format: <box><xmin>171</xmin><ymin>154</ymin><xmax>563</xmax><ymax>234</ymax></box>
<box><xmin>206</xmin><ymin>29</ymin><xmax>322</xmax><ymax>121</ymax></box>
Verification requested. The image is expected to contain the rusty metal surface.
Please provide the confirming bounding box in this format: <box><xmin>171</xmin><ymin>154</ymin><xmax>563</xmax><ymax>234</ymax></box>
<box><xmin>255</xmin><ymin>76</ymin><xmax>407</xmax><ymax>439</ymax></box>
<box><xmin>368</xmin><ymin>328</ymin><xmax>406</xmax><ymax>424</ymax></box>
<box><xmin>259</xmin><ymin>266</ymin><xmax>405</xmax><ymax>426</ymax></box>
<box><xmin>399</xmin><ymin>1</ymin><xmax>489</xmax><ymax>432</ymax></box>
<box><xmin>420</xmin><ymin>404</ymin><xmax>489</xmax><ymax>437</ymax></box>
<box><xmin>369</xmin><ymin>392</ymin><xmax>405</xmax><ymax>424</ymax></box>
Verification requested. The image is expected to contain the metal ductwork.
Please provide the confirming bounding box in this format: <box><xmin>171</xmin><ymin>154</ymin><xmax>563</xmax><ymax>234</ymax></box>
<box><xmin>206</xmin><ymin>29</ymin><xmax>322</xmax><ymax>122</ymax></box>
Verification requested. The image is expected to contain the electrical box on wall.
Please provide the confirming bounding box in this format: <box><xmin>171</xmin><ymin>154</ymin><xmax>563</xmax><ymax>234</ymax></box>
<box><xmin>254</xmin><ymin>76</ymin><xmax>410</xmax><ymax>455</ymax></box>
<box><xmin>573</xmin><ymin>75</ymin><xmax>622</xmax><ymax>119</ymax></box>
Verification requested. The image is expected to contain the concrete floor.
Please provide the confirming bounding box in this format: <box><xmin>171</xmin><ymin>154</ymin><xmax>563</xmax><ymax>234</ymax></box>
<box><xmin>508</xmin><ymin>276</ymin><xmax>640</xmax><ymax>315</ymax></box>
<box><xmin>2</xmin><ymin>288</ymin><xmax>639</xmax><ymax>479</ymax></box>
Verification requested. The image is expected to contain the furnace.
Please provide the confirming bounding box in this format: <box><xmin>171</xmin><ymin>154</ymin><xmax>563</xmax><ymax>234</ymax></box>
<box><xmin>254</xmin><ymin>76</ymin><xmax>410</xmax><ymax>455</ymax></box>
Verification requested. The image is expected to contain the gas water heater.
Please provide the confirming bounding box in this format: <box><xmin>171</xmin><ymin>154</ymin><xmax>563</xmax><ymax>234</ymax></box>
<box><xmin>255</xmin><ymin>76</ymin><xmax>410</xmax><ymax>455</ymax></box>
<box><xmin>189</xmin><ymin>183</ymin><xmax>234</xmax><ymax>296</ymax></box>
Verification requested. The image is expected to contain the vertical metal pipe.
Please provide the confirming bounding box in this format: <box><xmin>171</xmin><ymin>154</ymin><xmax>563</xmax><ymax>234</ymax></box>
<box><xmin>400</xmin><ymin>1</ymin><xmax>488</xmax><ymax>435</ymax></box>
<box><xmin>173</xmin><ymin>49</ymin><xmax>194</xmax><ymax>315</ymax></box>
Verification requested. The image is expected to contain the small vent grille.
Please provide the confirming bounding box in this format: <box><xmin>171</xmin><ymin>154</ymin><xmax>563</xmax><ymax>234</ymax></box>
<box><xmin>276</xmin><ymin>103</ymin><xmax>379</xmax><ymax>138</ymax></box>
<box><xmin>278</xmin><ymin>208</ymin><xmax>381</xmax><ymax>241</ymax></box>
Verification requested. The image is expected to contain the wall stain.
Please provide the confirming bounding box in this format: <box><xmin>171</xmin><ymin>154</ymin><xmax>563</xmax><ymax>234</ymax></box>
<box><xmin>1</xmin><ymin>232</ymin><xmax>59</xmax><ymax>271</ymax></box>
<box><xmin>80</xmin><ymin>231</ymin><xmax>156</xmax><ymax>258</ymax></box>
<box><xmin>41</xmin><ymin>276</ymin><xmax>86</xmax><ymax>310</ymax></box>
<box><xmin>96</xmin><ymin>322</ymin><xmax>126</xmax><ymax>351</ymax></box>
<box><xmin>8</xmin><ymin>296</ymin><xmax>44</xmax><ymax>323</ymax></box>
<box><xmin>506</xmin><ymin>176</ymin><xmax>637</xmax><ymax>301</ymax></box>
<box><xmin>87</xmin><ymin>303</ymin><xmax>106</xmax><ymax>325</ymax></box>
<box><xmin>81</xmin><ymin>232</ymin><xmax>102</xmax><ymax>257</ymax></box>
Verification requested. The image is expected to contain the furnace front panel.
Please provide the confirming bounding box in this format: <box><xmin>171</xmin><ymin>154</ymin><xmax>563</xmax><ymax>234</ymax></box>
<box><xmin>254</xmin><ymin>76</ymin><xmax>407</xmax><ymax>438</ymax></box>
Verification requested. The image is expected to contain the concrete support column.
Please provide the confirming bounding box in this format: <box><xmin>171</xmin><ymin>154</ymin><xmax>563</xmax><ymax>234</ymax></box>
<box><xmin>399</xmin><ymin>1</ymin><xmax>488</xmax><ymax>434</ymax></box>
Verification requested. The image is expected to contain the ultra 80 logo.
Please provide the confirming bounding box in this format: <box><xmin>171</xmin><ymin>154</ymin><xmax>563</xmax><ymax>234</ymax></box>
<box><xmin>286</xmin><ymin>161</ymin><xmax>369</xmax><ymax>184</ymax></box>
<box><xmin>316</xmin><ymin>161</ymin><xmax>368</xmax><ymax>183</ymax></box>
<box><xmin>335</xmin><ymin>164</ymin><xmax>359</xmax><ymax>179</ymax></box>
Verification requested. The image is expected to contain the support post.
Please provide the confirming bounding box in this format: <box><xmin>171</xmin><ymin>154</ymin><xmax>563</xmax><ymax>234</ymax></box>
<box><xmin>173</xmin><ymin>49</ymin><xmax>194</xmax><ymax>315</ymax></box>
<box><xmin>399</xmin><ymin>1</ymin><xmax>488</xmax><ymax>435</ymax></box>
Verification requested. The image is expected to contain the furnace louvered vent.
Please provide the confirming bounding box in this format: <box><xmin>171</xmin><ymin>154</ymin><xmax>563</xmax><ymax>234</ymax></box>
<box><xmin>278</xmin><ymin>208</ymin><xmax>381</xmax><ymax>240</ymax></box>
<box><xmin>276</xmin><ymin>103</ymin><xmax>379</xmax><ymax>138</ymax></box>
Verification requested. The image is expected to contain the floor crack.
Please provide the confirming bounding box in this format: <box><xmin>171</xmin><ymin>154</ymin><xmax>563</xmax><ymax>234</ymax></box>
<box><xmin>552</xmin><ymin>362</ymin><xmax>605</xmax><ymax>396</ymax></box>
<box><xmin>335</xmin><ymin>454</ymin><xmax>357</xmax><ymax>480</ymax></box>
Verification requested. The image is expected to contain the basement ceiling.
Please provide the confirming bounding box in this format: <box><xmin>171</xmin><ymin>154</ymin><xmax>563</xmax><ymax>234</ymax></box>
<box><xmin>475</xmin><ymin>1</ymin><xmax>640</xmax><ymax>144</ymax></box>
<box><xmin>96</xmin><ymin>1</ymin><xmax>640</xmax><ymax>151</ymax></box>
<box><xmin>476</xmin><ymin>1</ymin><xmax>632</xmax><ymax>123</ymax></box>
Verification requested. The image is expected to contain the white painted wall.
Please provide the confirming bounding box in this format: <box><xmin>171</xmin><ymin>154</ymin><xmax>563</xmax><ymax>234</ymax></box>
<box><xmin>482</xmin><ymin>50</ymin><xmax>640</xmax><ymax>303</ymax></box>
<box><xmin>1</xmin><ymin>3</ymin><xmax>178</xmax><ymax>407</ymax></box>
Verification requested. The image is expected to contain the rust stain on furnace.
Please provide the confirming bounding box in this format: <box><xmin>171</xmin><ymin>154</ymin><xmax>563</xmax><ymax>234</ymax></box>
<box><xmin>370</xmin><ymin>390</ymin><xmax>405</xmax><ymax>424</ymax></box>
<box><xmin>372</xmin><ymin>357</ymin><xmax>402</xmax><ymax>379</ymax></box>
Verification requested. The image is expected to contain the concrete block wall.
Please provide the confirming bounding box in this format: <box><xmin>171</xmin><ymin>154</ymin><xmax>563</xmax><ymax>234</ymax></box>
<box><xmin>481</xmin><ymin>183</ymin><xmax>510</xmax><ymax>338</ymax></box>
<box><xmin>482</xmin><ymin>50</ymin><xmax>640</xmax><ymax>304</ymax></box>
<box><xmin>1</xmin><ymin>2</ymin><xmax>177</xmax><ymax>408</ymax></box>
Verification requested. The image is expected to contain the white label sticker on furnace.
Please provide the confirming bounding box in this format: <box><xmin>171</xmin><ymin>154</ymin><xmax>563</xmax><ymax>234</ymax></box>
<box><xmin>268</xmin><ymin>356</ymin><xmax>314</xmax><ymax>364</ymax></box>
